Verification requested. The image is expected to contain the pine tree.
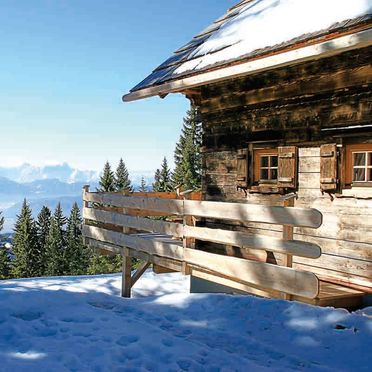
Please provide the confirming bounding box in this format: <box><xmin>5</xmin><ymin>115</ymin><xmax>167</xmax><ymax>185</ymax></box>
<box><xmin>0</xmin><ymin>211</ymin><xmax>11</xmax><ymax>279</ymax></box>
<box><xmin>36</xmin><ymin>206</ymin><xmax>52</xmax><ymax>276</ymax></box>
<box><xmin>152</xmin><ymin>169</ymin><xmax>162</xmax><ymax>192</ymax></box>
<box><xmin>153</xmin><ymin>157</ymin><xmax>172</xmax><ymax>192</ymax></box>
<box><xmin>65</xmin><ymin>203</ymin><xmax>89</xmax><ymax>275</ymax></box>
<box><xmin>45</xmin><ymin>203</ymin><xmax>67</xmax><ymax>276</ymax></box>
<box><xmin>172</xmin><ymin>106</ymin><xmax>202</xmax><ymax>190</ymax></box>
<box><xmin>98</xmin><ymin>161</ymin><xmax>116</xmax><ymax>192</ymax></box>
<box><xmin>115</xmin><ymin>158</ymin><xmax>133</xmax><ymax>192</ymax></box>
<box><xmin>87</xmin><ymin>253</ymin><xmax>122</xmax><ymax>275</ymax></box>
<box><xmin>139</xmin><ymin>176</ymin><xmax>147</xmax><ymax>192</ymax></box>
<box><xmin>12</xmin><ymin>200</ymin><xmax>39</xmax><ymax>278</ymax></box>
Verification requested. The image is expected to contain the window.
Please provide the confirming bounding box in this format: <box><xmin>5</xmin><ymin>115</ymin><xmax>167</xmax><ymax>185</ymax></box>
<box><xmin>254</xmin><ymin>148</ymin><xmax>278</xmax><ymax>184</ymax></box>
<box><xmin>345</xmin><ymin>144</ymin><xmax>372</xmax><ymax>186</ymax></box>
<box><xmin>235</xmin><ymin>146</ymin><xmax>297</xmax><ymax>193</ymax></box>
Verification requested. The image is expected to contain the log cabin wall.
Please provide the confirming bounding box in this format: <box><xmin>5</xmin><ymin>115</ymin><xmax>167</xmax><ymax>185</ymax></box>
<box><xmin>194</xmin><ymin>46</ymin><xmax>372</xmax><ymax>290</ymax></box>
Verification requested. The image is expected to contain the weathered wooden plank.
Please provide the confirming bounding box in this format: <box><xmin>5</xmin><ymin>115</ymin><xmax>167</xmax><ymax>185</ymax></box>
<box><xmin>294</xmin><ymin>255</ymin><xmax>372</xmax><ymax>279</ymax></box>
<box><xmin>184</xmin><ymin>248</ymin><xmax>319</xmax><ymax>298</ymax></box>
<box><xmin>298</xmin><ymin>148</ymin><xmax>320</xmax><ymax>157</ymax></box>
<box><xmin>86</xmin><ymin>238</ymin><xmax>183</xmax><ymax>272</ymax></box>
<box><xmin>183</xmin><ymin>200</ymin><xmax>322</xmax><ymax>227</ymax></box>
<box><xmin>83</xmin><ymin>208</ymin><xmax>183</xmax><ymax>237</ymax></box>
<box><xmin>184</xmin><ymin>225</ymin><xmax>321</xmax><ymax>258</ymax></box>
<box><xmin>293</xmin><ymin>263</ymin><xmax>372</xmax><ymax>290</ymax></box>
<box><xmin>298</xmin><ymin>173</ymin><xmax>320</xmax><ymax>189</ymax></box>
<box><xmin>200</xmin><ymin>65</ymin><xmax>372</xmax><ymax>113</ymax></box>
<box><xmin>85</xmin><ymin>192</ymin><xmax>322</xmax><ymax>227</ymax></box>
<box><xmin>298</xmin><ymin>157</ymin><xmax>320</xmax><ymax>173</ymax></box>
<box><xmin>83</xmin><ymin>226</ymin><xmax>184</xmax><ymax>260</ymax></box>
<box><xmin>84</xmin><ymin>192</ymin><xmax>184</xmax><ymax>215</ymax></box>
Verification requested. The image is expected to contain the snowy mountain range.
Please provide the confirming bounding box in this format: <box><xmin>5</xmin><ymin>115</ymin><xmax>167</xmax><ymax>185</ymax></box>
<box><xmin>0</xmin><ymin>163</ymin><xmax>154</xmax><ymax>232</ymax></box>
<box><xmin>0</xmin><ymin>163</ymin><xmax>99</xmax><ymax>184</ymax></box>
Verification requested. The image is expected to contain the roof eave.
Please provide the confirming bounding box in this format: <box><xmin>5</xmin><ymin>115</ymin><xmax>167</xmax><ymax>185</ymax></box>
<box><xmin>122</xmin><ymin>28</ymin><xmax>372</xmax><ymax>103</ymax></box>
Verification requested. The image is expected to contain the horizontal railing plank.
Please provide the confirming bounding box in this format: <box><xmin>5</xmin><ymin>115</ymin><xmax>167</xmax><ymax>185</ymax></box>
<box><xmin>83</xmin><ymin>191</ymin><xmax>322</xmax><ymax>227</ymax></box>
<box><xmin>84</xmin><ymin>208</ymin><xmax>183</xmax><ymax>237</ymax></box>
<box><xmin>86</xmin><ymin>238</ymin><xmax>183</xmax><ymax>272</ymax></box>
<box><xmin>184</xmin><ymin>248</ymin><xmax>319</xmax><ymax>298</ymax></box>
<box><xmin>183</xmin><ymin>200</ymin><xmax>322</xmax><ymax>228</ymax></box>
<box><xmin>84</xmin><ymin>192</ymin><xmax>184</xmax><ymax>215</ymax></box>
<box><xmin>184</xmin><ymin>225</ymin><xmax>321</xmax><ymax>258</ymax></box>
<box><xmin>83</xmin><ymin>225</ymin><xmax>184</xmax><ymax>261</ymax></box>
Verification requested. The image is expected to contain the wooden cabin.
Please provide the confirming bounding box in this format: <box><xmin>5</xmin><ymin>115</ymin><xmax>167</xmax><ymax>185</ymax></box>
<box><xmin>122</xmin><ymin>0</ymin><xmax>372</xmax><ymax>305</ymax></box>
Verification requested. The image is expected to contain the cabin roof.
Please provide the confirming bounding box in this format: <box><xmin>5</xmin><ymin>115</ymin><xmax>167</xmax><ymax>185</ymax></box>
<box><xmin>123</xmin><ymin>0</ymin><xmax>372</xmax><ymax>102</ymax></box>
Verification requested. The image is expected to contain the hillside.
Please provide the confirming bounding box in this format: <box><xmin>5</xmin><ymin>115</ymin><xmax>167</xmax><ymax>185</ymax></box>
<box><xmin>0</xmin><ymin>272</ymin><xmax>370</xmax><ymax>371</ymax></box>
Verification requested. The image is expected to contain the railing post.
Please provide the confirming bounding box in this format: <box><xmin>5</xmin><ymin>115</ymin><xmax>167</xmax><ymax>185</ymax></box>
<box><xmin>121</xmin><ymin>191</ymin><xmax>132</xmax><ymax>298</ymax></box>
<box><xmin>181</xmin><ymin>190</ymin><xmax>194</xmax><ymax>275</ymax></box>
<box><xmin>282</xmin><ymin>193</ymin><xmax>296</xmax><ymax>301</ymax></box>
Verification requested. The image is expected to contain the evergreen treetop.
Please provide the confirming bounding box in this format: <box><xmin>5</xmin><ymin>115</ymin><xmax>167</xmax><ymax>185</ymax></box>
<box><xmin>98</xmin><ymin>161</ymin><xmax>116</xmax><ymax>192</ymax></box>
<box><xmin>65</xmin><ymin>203</ymin><xmax>89</xmax><ymax>275</ymax></box>
<box><xmin>115</xmin><ymin>158</ymin><xmax>133</xmax><ymax>193</ymax></box>
<box><xmin>0</xmin><ymin>211</ymin><xmax>10</xmax><ymax>279</ymax></box>
<box><xmin>45</xmin><ymin>203</ymin><xmax>67</xmax><ymax>276</ymax></box>
<box><xmin>172</xmin><ymin>106</ymin><xmax>202</xmax><ymax>191</ymax></box>
<box><xmin>139</xmin><ymin>176</ymin><xmax>147</xmax><ymax>192</ymax></box>
<box><xmin>153</xmin><ymin>157</ymin><xmax>172</xmax><ymax>192</ymax></box>
<box><xmin>36</xmin><ymin>206</ymin><xmax>52</xmax><ymax>276</ymax></box>
<box><xmin>12</xmin><ymin>199</ymin><xmax>39</xmax><ymax>278</ymax></box>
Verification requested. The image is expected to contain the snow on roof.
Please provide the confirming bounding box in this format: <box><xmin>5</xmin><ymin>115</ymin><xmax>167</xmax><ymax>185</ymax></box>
<box><xmin>128</xmin><ymin>0</ymin><xmax>372</xmax><ymax>96</ymax></box>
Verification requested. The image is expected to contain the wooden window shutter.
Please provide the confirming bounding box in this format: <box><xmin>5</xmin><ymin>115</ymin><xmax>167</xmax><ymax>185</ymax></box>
<box><xmin>236</xmin><ymin>148</ymin><xmax>248</xmax><ymax>188</ymax></box>
<box><xmin>278</xmin><ymin>146</ymin><xmax>298</xmax><ymax>189</ymax></box>
<box><xmin>320</xmin><ymin>144</ymin><xmax>338</xmax><ymax>191</ymax></box>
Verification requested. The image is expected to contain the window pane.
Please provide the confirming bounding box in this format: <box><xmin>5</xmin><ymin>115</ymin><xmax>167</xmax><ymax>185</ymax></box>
<box><xmin>368</xmin><ymin>153</ymin><xmax>372</xmax><ymax>166</ymax></box>
<box><xmin>271</xmin><ymin>156</ymin><xmax>278</xmax><ymax>167</ymax></box>
<box><xmin>353</xmin><ymin>152</ymin><xmax>365</xmax><ymax>166</ymax></box>
<box><xmin>353</xmin><ymin>168</ymin><xmax>365</xmax><ymax>182</ymax></box>
<box><xmin>368</xmin><ymin>169</ymin><xmax>372</xmax><ymax>182</ymax></box>
<box><xmin>260</xmin><ymin>156</ymin><xmax>269</xmax><ymax>167</ymax></box>
<box><xmin>270</xmin><ymin>169</ymin><xmax>278</xmax><ymax>180</ymax></box>
<box><xmin>260</xmin><ymin>169</ymin><xmax>269</xmax><ymax>180</ymax></box>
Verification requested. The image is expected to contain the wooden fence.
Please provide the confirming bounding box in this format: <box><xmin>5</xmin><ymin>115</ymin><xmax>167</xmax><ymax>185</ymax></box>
<box><xmin>82</xmin><ymin>186</ymin><xmax>325</xmax><ymax>300</ymax></box>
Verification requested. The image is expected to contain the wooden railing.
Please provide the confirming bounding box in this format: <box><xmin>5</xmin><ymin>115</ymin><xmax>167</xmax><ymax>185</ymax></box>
<box><xmin>82</xmin><ymin>187</ymin><xmax>323</xmax><ymax>299</ymax></box>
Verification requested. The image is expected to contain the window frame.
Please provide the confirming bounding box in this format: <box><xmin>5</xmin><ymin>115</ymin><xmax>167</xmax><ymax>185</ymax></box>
<box><xmin>253</xmin><ymin>148</ymin><xmax>278</xmax><ymax>185</ymax></box>
<box><xmin>345</xmin><ymin>143</ymin><xmax>372</xmax><ymax>187</ymax></box>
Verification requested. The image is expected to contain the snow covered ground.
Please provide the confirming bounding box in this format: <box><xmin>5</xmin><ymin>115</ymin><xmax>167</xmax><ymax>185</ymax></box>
<box><xmin>0</xmin><ymin>272</ymin><xmax>370</xmax><ymax>371</ymax></box>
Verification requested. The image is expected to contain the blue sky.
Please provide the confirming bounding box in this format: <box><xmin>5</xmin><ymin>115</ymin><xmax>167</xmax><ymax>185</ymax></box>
<box><xmin>0</xmin><ymin>1</ymin><xmax>235</xmax><ymax>172</ymax></box>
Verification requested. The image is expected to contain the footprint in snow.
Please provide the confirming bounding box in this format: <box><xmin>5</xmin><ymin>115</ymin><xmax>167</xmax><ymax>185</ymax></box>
<box><xmin>61</xmin><ymin>316</ymin><xmax>93</xmax><ymax>323</ymax></box>
<box><xmin>116</xmin><ymin>334</ymin><xmax>140</xmax><ymax>346</ymax></box>
<box><xmin>88</xmin><ymin>301</ymin><xmax>116</xmax><ymax>310</ymax></box>
<box><xmin>161</xmin><ymin>338</ymin><xmax>174</xmax><ymax>347</ymax></box>
<box><xmin>12</xmin><ymin>311</ymin><xmax>42</xmax><ymax>321</ymax></box>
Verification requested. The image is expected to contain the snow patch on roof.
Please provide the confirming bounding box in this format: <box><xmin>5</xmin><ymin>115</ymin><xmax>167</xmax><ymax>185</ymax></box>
<box><xmin>174</xmin><ymin>0</ymin><xmax>372</xmax><ymax>75</ymax></box>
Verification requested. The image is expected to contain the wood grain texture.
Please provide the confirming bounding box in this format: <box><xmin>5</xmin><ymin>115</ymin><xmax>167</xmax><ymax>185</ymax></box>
<box><xmin>185</xmin><ymin>248</ymin><xmax>319</xmax><ymax>298</ymax></box>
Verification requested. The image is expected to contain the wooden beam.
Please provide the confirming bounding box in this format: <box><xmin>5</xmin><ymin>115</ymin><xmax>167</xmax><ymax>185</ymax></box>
<box><xmin>84</xmin><ymin>207</ymin><xmax>183</xmax><ymax>237</ymax></box>
<box><xmin>121</xmin><ymin>254</ymin><xmax>132</xmax><ymax>298</ymax></box>
<box><xmin>184</xmin><ymin>248</ymin><xmax>319</xmax><ymax>298</ymax></box>
<box><xmin>184</xmin><ymin>225</ymin><xmax>321</xmax><ymax>258</ymax></box>
<box><xmin>83</xmin><ymin>225</ymin><xmax>184</xmax><ymax>260</ymax></box>
<box><xmin>153</xmin><ymin>264</ymin><xmax>177</xmax><ymax>274</ymax></box>
<box><xmin>200</xmin><ymin>65</ymin><xmax>372</xmax><ymax>113</ymax></box>
<box><xmin>131</xmin><ymin>261</ymin><xmax>151</xmax><ymax>287</ymax></box>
